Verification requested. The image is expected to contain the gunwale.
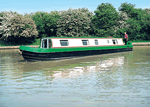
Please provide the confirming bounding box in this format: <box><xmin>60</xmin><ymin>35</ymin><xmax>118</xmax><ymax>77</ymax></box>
<box><xmin>20</xmin><ymin>44</ymin><xmax>132</xmax><ymax>53</ymax></box>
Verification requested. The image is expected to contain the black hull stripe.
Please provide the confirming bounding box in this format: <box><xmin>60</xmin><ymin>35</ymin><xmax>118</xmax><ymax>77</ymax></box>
<box><xmin>21</xmin><ymin>48</ymin><xmax>133</xmax><ymax>61</ymax></box>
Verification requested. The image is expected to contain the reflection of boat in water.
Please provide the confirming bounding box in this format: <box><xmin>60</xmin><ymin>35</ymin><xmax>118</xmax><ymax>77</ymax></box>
<box><xmin>49</xmin><ymin>56</ymin><xmax>125</xmax><ymax>79</ymax></box>
<box><xmin>19</xmin><ymin>37</ymin><xmax>133</xmax><ymax>61</ymax></box>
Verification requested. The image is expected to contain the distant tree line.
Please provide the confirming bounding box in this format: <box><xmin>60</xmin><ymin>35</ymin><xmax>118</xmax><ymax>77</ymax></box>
<box><xmin>0</xmin><ymin>2</ymin><xmax>150</xmax><ymax>44</ymax></box>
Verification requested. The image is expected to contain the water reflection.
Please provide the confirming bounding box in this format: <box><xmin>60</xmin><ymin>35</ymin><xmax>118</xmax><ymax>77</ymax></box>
<box><xmin>46</xmin><ymin>56</ymin><xmax>125</xmax><ymax>80</ymax></box>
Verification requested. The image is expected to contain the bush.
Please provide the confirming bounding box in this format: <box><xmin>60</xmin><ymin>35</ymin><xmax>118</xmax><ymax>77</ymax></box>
<box><xmin>0</xmin><ymin>11</ymin><xmax>38</xmax><ymax>44</ymax></box>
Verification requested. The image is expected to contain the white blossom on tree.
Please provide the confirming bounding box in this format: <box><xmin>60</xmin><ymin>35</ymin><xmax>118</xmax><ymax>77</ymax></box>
<box><xmin>0</xmin><ymin>11</ymin><xmax>17</xmax><ymax>40</ymax></box>
<box><xmin>113</xmin><ymin>12</ymin><xmax>130</xmax><ymax>32</ymax></box>
<box><xmin>0</xmin><ymin>11</ymin><xmax>38</xmax><ymax>42</ymax></box>
<box><xmin>56</xmin><ymin>8</ymin><xmax>93</xmax><ymax>37</ymax></box>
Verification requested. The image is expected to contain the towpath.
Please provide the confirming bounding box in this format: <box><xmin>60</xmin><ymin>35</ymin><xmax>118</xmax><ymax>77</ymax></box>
<box><xmin>0</xmin><ymin>45</ymin><xmax>39</xmax><ymax>50</ymax></box>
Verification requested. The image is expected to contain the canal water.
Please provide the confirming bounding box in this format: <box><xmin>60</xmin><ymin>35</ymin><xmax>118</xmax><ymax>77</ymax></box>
<box><xmin>0</xmin><ymin>46</ymin><xmax>150</xmax><ymax>107</ymax></box>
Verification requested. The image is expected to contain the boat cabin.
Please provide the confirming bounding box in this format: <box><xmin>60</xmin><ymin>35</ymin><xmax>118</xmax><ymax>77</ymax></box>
<box><xmin>40</xmin><ymin>37</ymin><xmax>124</xmax><ymax>49</ymax></box>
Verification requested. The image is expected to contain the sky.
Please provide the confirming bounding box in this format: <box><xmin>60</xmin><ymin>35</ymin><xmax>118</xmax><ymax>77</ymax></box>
<box><xmin>0</xmin><ymin>0</ymin><xmax>150</xmax><ymax>14</ymax></box>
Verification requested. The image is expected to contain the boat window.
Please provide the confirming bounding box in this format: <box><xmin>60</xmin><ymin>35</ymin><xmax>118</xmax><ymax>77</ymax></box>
<box><xmin>60</xmin><ymin>40</ymin><xmax>68</xmax><ymax>46</ymax></box>
<box><xmin>107</xmin><ymin>40</ymin><xmax>109</xmax><ymax>44</ymax></box>
<box><xmin>95</xmin><ymin>40</ymin><xmax>99</xmax><ymax>45</ymax></box>
<box><xmin>82</xmin><ymin>40</ymin><xmax>89</xmax><ymax>45</ymax></box>
<box><xmin>112</xmin><ymin>39</ymin><xmax>118</xmax><ymax>44</ymax></box>
<box><xmin>41</xmin><ymin>39</ymin><xmax>51</xmax><ymax>49</ymax></box>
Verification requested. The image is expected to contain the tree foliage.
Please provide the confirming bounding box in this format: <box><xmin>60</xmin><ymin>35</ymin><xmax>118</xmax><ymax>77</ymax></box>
<box><xmin>0</xmin><ymin>12</ymin><xmax>4</xmax><ymax>26</ymax></box>
<box><xmin>113</xmin><ymin>12</ymin><xmax>130</xmax><ymax>38</ymax></box>
<box><xmin>0</xmin><ymin>11</ymin><xmax>38</xmax><ymax>43</ymax></box>
<box><xmin>0</xmin><ymin>11</ymin><xmax>17</xmax><ymax>40</ymax></box>
<box><xmin>56</xmin><ymin>8</ymin><xmax>93</xmax><ymax>37</ymax></box>
<box><xmin>114</xmin><ymin>12</ymin><xmax>130</xmax><ymax>32</ymax></box>
<box><xmin>31</xmin><ymin>11</ymin><xmax>60</xmax><ymax>38</ymax></box>
<box><xmin>118</xmin><ymin>3</ymin><xmax>135</xmax><ymax>15</ymax></box>
<box><xmin>144</xmin><ymin>8</ymin><xmax>150</xmax><ymax>14</ymax></box>
<box><xmin>119</xmin><ymin>3</ymin><xmax>150</xmax><ymax>40</ymax></box>
<box><xmin>92</xmin><ymin>3</ymin><xmax>119</xmax><ymax>37</ymax></box>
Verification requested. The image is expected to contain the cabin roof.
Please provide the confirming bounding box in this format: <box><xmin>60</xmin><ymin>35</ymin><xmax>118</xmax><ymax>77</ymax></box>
<box><xmin>42</xmin><ymin>37</ymin><xmax>122</xmax><ymax>39</ymax></box>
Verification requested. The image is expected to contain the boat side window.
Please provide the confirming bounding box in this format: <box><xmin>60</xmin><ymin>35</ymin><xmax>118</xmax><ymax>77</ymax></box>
<box><xmin>95</xmin><ymin>40</ymin><xmax>99</xmax><ymax>45</ymax></box>
<box><xmin>82</xmin><ymin>40</ymin><xmax>89</xmax><ymax>45</ymax></box>
<box><xmin>112</xmin><ymin>39</ymin><xmax>118</xmax><ymax>44</ymax></box>
<box><xmin>60</xmin><ymin>40</ymin><xmax>68</xmax><ymax>46</ymax></box>
<box><xmin>107</xmin><ymin>40</ymin><xmax>109</xmax><ymax>44</ymax></box>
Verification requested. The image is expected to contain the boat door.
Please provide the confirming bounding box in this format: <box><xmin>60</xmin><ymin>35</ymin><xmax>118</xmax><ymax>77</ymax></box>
<box><xmin>41</xmin><ymin>38</ymin><xmax>51</xmax><ymax>49</ymax></box>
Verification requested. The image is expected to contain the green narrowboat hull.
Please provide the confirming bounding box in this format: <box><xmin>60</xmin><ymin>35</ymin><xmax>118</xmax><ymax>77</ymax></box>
<box><xmin>19</xmin><ymin>43</ymin><xmax>133</xmax><ymax>61</ymax></box>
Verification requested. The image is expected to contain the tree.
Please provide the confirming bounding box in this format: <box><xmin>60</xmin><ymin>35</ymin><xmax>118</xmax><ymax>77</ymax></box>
<box><xmin>92</xmin><ymin>3</ymin><xmax>119</xmax><ymax>37</ymax></box>
<box><xmin>0</xmin><ymin>11</ymin><xmax>17</xmax><ymax>40</ymax></box>
<box><xmin>0</xmin><ymin>12</ymin><xmax>38</xmax><ymax>44</ymax></box>
<box><xmin>118</xmin><ymin>2</ymin><xmax>135</xmax><ymax>15</ymax></box>
<box><xmin>0</xmin><ymin>12</ymin><xmax>5</xmax><ymax>38</ymax></box>
<box><xmin>44</xmin><ymin>11</ymin><xmax>60</xmax><ymax>37</ymax></box>
<box><xmin>56</xmin><ymin>8</ymin><xmax>93</xmax><ymax>37</ymax></box>
<box><xmin>114</xmin><ymin>12</ymin><xmax>130</xmax><ymax>32</ymax></box>
<box><xmin>119</xmin><ymin>3</ymin><xmax>150</xmax><ymax>40</ymax></box>
<box><xmin>144</xmin><ymin>8</ymin><xmax>150</xmax><ymax>14</ymax></box>
<box><xmin>113</xmin><ymin>11</ymin><xmax>132</xmax><ymax>38</ymax></box>
<box><xmin>31</xmin><ymin>11</ymin><xmax>60</xmax><ymax>38</ymax></box>
<box><xmin>0</xmin><ymin>11</ymin><xmax>4</xmax><ymax>25</ymax></box>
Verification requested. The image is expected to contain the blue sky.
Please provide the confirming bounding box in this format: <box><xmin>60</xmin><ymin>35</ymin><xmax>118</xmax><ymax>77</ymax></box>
<box><xmin>1</xmin><ymin>0</ymin><xmax>149</xmax><ymax>14</ymax></box>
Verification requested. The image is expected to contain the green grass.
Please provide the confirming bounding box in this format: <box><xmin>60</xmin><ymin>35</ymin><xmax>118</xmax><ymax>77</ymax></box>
<box><xmin>0</xmin><ymin>39</ymin><xmax>41</xmax><ymax>46</ymax></box>
<box><xmin>28</xmin><ymin>39</ymin><xmax>41</xmax><ymax>45</ymax></box>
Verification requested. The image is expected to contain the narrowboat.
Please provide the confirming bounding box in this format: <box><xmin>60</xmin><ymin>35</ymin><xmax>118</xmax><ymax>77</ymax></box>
<box><xmin>19</xmin><ymin>37</ymin><xmax>133</xmax><ymax>61</ymax></box>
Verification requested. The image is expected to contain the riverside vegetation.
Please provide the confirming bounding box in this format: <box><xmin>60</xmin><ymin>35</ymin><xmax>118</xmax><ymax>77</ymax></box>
<box><xmin>0</xmin><ymin>2</ymin><xmax>150</xmax><ymax>46</ymax></box>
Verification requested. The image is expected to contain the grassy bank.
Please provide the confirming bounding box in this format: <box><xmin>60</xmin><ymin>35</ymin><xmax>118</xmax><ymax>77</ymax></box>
<box><xmin>0</xmin><ymin>39</ymin><xmax>41</xmax><ymax>46</ymax></box>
